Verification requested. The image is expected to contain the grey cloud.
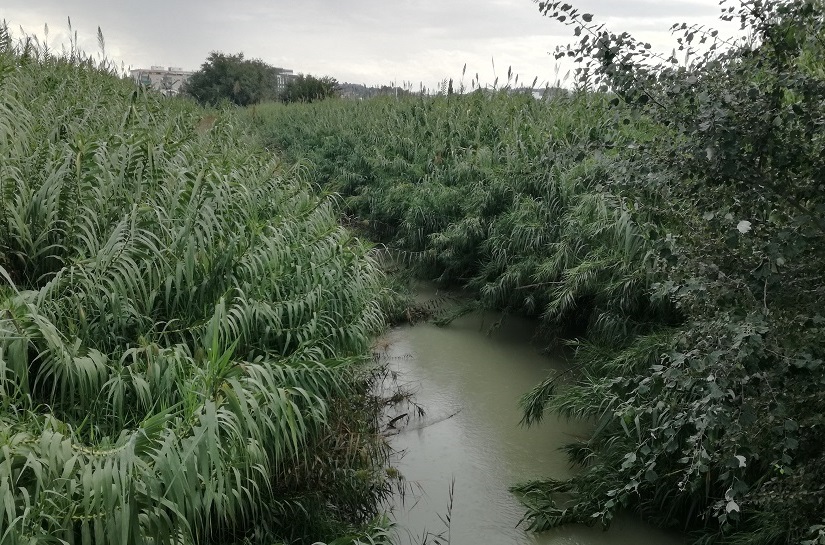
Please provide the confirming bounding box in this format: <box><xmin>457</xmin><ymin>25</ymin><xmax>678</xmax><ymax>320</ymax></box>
<box><xmin>2</xmin><ymin>0</ymin><xmax>731</xmax><ymax>87</ymax></box>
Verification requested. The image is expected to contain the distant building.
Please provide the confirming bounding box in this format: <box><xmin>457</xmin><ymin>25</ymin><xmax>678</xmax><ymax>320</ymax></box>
<box><xmin>130</xmin><ymin>66</ymin><xmax>194</xmax><ymax>96</ymax></box>
<box><xmin>274</xmin><ymin>68</ymin><xmax>297</xmax><ymax>96</ymax></box>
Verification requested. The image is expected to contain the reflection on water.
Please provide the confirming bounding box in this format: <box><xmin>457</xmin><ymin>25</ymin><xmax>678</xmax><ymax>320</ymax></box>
<box><xmin>380</xmin><ymin>303</ymin><xmax>683</xmax><ymax>545</ymax></box>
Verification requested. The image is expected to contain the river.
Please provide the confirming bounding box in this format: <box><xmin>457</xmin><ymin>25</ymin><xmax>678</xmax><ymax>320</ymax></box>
<box><xmin>377</xmin><ymin>292</ymin><xmax>684</xmax><ymax>545</ymax></box>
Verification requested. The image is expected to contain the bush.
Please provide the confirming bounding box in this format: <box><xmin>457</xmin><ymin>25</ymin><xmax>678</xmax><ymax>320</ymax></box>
<box><xmin>281</xmin><ymin>74</ymin><xmax>340</xmax><ymax>103</ymax></box>
<box><xmin>513</xmin><ymin>2</ymin><xmax>825</xmax><ymax>543</ymax></box>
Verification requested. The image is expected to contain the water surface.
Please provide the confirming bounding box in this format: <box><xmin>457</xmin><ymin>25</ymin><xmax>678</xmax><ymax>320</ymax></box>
<box><xmin>380</xmin><ymin>299</ymin><xmax>683</xmax><ymax>545</ymax></box>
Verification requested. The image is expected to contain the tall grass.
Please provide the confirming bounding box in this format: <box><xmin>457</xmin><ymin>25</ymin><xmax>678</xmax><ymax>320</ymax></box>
<box><xmin>253</xmin><ymin>91</ymin><xmax>670</xmax><ymax>345</ymax></box>
<box><xmin>0</xmin><ymin>25</ymin><xmax>392</xmax><ymax>544</ymax></box>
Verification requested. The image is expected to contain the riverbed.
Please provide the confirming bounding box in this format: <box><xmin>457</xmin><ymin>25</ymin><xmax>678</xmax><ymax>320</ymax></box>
<box><xmin>378</xmin><ymin>296</ymin><xmax>684</xmax><ymax>545</ymax></box>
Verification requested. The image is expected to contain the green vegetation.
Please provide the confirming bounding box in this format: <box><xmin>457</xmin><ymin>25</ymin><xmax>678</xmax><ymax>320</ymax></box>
<box><xmin>281</xmin><ymin>74</ymin><xmax>340</xmax><ymax>104</ymax></box>
<box><xmin>183</xmin><ymin>53</ymin><xmax>339</xmax><ymax>107</ymax></box>
<box><xmin>252</xmin><ymin>1</ymin><xmax>825</xmax><ymax>543</ymax></box>
<box><xmin>184</xmin><ymin>52</ymin><xmax>282</xmax><ymax>106</ymax></box>
<box><xmin>2</xmin><ymin>0</ymin><xmax>822</xmax><ymax>543</ymax></box>
<box><xmin>253</xmin><ymin>87</ymin><xmax>663</xmax><ymax>341</ymax></box>
<box><xmin>0</xmin><ymin>26</ymin><xmax>393</xmax><ymax>545</ymax></box>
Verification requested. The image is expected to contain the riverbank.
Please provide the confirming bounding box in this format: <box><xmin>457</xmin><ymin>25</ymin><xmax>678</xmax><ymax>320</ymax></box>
<box><xmin>251</xmin><ymin>33</ymin><xmax>825</xmax><ymax>540</ymax></box>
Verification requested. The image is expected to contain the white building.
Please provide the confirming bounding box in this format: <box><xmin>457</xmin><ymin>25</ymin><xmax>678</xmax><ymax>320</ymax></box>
<box><xmin>130</xmin><ymin>66</ymin><xmax>194</xmax><ymax>96</ymax></box>
<box><xmin>275</xmin><ymin>68</ymin><xmax>297</xmax><ymax>96</ymax></box>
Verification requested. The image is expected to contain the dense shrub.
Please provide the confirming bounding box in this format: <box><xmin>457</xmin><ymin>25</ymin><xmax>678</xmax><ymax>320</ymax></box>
<box><xmin>281</xmin><ymin>74</ymin><xmax>340</xmax><ymax>104</ymax></box>
<box><xmin>511</xmin><ymin>2</ymin><xmax>825</xmax><ymax>543</ymax></box>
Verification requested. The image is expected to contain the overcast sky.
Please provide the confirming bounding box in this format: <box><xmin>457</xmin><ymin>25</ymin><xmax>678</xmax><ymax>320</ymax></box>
<box><xmin>2</xmin><ymin>1</ymin><xmax>738</xmax><ymax>89</ymax></box>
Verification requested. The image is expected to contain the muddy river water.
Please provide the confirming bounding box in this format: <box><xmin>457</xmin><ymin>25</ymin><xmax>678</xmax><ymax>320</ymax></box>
<box><xmin>378</xmin><ymin>294</ymin><xmax>684</xmax><ymax>545</ymax></box>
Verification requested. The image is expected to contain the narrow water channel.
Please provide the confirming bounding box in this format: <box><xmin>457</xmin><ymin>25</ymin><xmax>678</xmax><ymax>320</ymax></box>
<box><xmin>379</xmin><ymin>295</ymin><xmax>684</xmax><ymax>545</ymax></box>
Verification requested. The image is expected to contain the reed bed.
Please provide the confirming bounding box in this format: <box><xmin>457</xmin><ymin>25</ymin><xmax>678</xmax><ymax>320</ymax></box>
<box><xmin>0</xmin><ymin>26</ymin><xmax>392</xmax><ymax>545</ymax></box>
<box><xmin>253</xmin><ymin>90</ymin><xmax>664</xmax><ymax>340</ymax></box>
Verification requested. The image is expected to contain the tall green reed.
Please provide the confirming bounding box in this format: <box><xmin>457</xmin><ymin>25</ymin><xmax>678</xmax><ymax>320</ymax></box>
<box><xmin>0</xmin><ymin>24</ymin><xmax>392</xmax><ymax>545</ymax></box>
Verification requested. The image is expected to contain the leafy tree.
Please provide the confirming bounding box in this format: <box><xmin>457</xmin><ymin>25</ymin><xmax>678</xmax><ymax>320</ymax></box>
<box><xmin>281</xmin><ymin>74</ymin><xmax>340</xmax><ymax>103</ymax></box>
<box><xmin>184</xmin><ymin>51</ymin><xmax>278</xmax><ymax>106</ymax></box>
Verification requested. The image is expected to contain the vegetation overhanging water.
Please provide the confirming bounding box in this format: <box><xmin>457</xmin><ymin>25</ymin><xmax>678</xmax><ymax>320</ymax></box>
<box><xmin>1</xmin><ymin>1</ymin><xmax>824</xmax><ymax>543</ymax></box>
<box><xmin>253</xmin><ymin>3</ymin><xmax>825</xmax><ymax>541</ymax></box>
